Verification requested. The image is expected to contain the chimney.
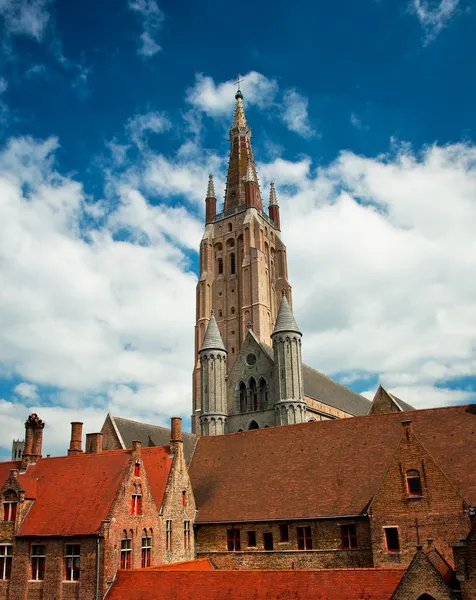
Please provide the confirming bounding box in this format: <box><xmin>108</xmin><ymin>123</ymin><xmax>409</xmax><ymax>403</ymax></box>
<box><xmin>68</xmin><ymin>422</ymin><xmax>83</xmax><ymax>456</ymax></box>
<box><xmin>85</xmin><ymin>433</ymin><xmax>103</xmax><ymax>454</ymax></box>
<box><xmin>170</xmin><ymin>417</ymin><xmax>183</xmax><ymax>457</ymax></box>
<box><xmin>21</xmin><ymin>414</ymin><xmax>45</xmax><ymax>469</ymax></box>
<box><xmin>131</xmin><ymin>440</ymin><xmax>142</xmax><ymax>459</ymax></box>
<box><xmin>401</xmin><ymin>419</ymin><xmax>413</xmax><ymax>441</ymax></box>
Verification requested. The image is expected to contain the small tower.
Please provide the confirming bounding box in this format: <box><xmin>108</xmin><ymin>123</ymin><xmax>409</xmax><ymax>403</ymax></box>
<box><xmin>268</xmin><ymin>182</ymin><xmax>281</xmax><ymax>231</ymax></box>
<box><xmin>205</xmin><ymin>174</ymin><xmax>216</xmax><ymax>224</ymax></box>
<box><xmin>272</xmin><ymin>292</ymin><xmax>306</xmax><ymax>426</ymax></box>
<box><xmin>199</xmin><ymin>311</ymin><xmax>228</xmax><ymax>436</ymax></box>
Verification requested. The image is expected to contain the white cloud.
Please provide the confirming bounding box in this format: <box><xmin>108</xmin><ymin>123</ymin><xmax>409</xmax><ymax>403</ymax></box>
<box><xmin>281</xmin><ymin>89</ymin><xmax>315</xmax><ymax>138</ymax></box>
<box><xmin>350</xmin><ymin>112</ymin><xmax>368</xmax><ymax>131</ymax></box>
<box><xmin>186</xmin><ymin>71</ymin><xmax>279</xmax><ymax>118</ymax></box>
<box><xmin>14</xmin><ymin>382</ymin><xmax>39</xmax><ymax>400</ymax></box>
<box><xmin>126</xmin><ymin>110</ymin><xmax>171</xmax><ymax>149</ymax></box>
<box><xmin>0</xmin><ymin>0</ymin><xmax>51</xmax><ymax>41</ymax></box>
<box><xmin>129</xmin><ymin>0</ymin><xmax>164</xmax><ymax>57</ymax></box>
<box><xmin>410</xmin><ymin>0</ymin><xmax>459</xmax><ymax>42</ymax></box>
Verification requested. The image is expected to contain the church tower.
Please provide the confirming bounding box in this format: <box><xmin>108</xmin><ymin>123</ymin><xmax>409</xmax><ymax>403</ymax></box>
<box><xmin>192</xmin><ymin>87</ymin><xmax>292</xmax><ymax>433</ymax></box>
<box><xmin>272</xmin><ymin>292</ymin><xmax>306</xmax><ymax>425</ymax></box>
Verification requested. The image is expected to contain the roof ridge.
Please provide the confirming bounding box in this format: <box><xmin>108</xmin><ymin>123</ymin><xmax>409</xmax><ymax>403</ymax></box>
<box><xmin>113</xmin><ymin>415</ymin><xmax>169</xmax><ymax>430</ymax></box>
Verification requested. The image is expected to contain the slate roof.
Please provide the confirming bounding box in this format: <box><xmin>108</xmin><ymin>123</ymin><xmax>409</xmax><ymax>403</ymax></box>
<box><xmin>388</xmin><ymin>392</ymin><xmax>415</xmax><ymax>412</ymax></box>
<box><xmin>0</xmin><ymin>446</ymin><xmax>172</xmax><ymax>537</ymax></box>
<box><xmin>302</xmin><ymin>363</ymin><xmax>370</xmax><ymax>416</ymax></box>
<box><xmin>107</xmin><ymin>568</ymin><xmax>405</xmax><ymax>600</ymax></box>
<box><xmin>272</xmin><ymin>294</ymin><xmax>301</xmax><ymax>335</ymax></box>
<box><xmin>111</xmin><ymin>415</ymin><xmax>197</xmax><ymax>463</ymax></box>
<box><xmin>189</xmin><ymin>404</ymin><xmax>476</xmax><ymax>523</ymax></box>
<box><xmin>201</xmin><ymin>313</ymin><xmax>226</xmax><ymax>351</ymax></box>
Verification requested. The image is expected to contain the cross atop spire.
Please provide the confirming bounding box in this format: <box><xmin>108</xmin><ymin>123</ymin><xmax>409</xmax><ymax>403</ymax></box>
<box><xmin>235</xmin><ymin>73</ymin><xmax>244</xmax><ymax>99</ymax></box>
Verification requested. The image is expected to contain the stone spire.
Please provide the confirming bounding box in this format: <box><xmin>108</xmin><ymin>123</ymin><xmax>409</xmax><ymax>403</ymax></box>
<box><xmin>273</xmin><ymin>291</ymin><xmax>301</xmax><ymax>336</ymax></box>
<box><xmin>224</xmin><ymin>89</ymin><xmax>263</xmax><ymax>213</ymax></box>
<box><xmin>269</xmin><ymin>182</ymin><xmax>278</xmax><ymax>206</ymax></box>
<box><xmin>206</xmin><ymin>174</ymin><xmax>215</xmax><ymax>198</ymax></box>
<box><xmin>201</xmin><ymin>311</ymin><xmax>226</xmax><ymax>351</ymax></box>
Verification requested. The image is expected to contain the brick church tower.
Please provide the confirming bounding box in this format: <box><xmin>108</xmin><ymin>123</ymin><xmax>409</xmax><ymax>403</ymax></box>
<box><xmin>192</xmin><ymin>88</ymin><xmax>292</xmax><ymax>433</ymax></box>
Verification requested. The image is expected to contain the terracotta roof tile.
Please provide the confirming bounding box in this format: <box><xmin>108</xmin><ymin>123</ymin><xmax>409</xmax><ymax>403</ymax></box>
<box><xmin>0</xmin><ymin>446</ymin><xmax>172</xmax><ymax>537</ymax></box>
<box><xmin>107</xmin><ymin>568</ymin><xmax>405</xmax><ymax>600</ymax></box>
<box><xmin>190</xmin><ymin>404</ymin><xmax>476</xmax><ymax>522</ymax></box>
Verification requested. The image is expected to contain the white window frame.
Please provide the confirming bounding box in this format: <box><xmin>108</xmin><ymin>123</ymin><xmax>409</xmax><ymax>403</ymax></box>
<box><xmin>0</xmin><ymin>545</ymin><xmax>12</xmax><ymax>580</ymax></box>
<box><xmin>166</xmin><ymin>520</ymin><xmax>172</xmax><ymax>552</ymax></box>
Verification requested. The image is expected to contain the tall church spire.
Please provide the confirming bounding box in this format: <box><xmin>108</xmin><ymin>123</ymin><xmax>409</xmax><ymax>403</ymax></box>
<box><xmin>224</xmin><ymin>89</ymin><xmax>263</xmax><ymax>213</ymax></box>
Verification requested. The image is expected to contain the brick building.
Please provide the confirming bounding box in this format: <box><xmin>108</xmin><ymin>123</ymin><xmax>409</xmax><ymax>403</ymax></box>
<box><xmin>0</xmin><ymin>414</ymin><xmax>195</xmax><ymax>600</ymax></box>
<box><xmin>188</xmin><ymin>404</ymin><xmax>475</xmax><ymax>573</ymax></box>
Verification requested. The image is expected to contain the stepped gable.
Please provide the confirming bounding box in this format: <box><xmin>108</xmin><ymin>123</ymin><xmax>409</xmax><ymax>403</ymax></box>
<box><xmin>109</xmin><ymin>415</ymin><xmax>197</xmax><ymax>462</ymax></box>
<box><xmin>107</xmin><ymin>568</ymin><xmax>405</xmax><ymax>600</ymax></box>
<box><xmin>189</xmin><ymin>404</ymin><xmax>476</xmax><ymax>523</ymax></box>
<box><xmin>0</xmin><ymin>446</ymin><xmax>172</xmax><ymax>537</ymax></box>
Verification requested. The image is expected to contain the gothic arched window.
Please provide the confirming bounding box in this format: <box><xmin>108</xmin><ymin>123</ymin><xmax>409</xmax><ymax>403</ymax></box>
<box><xmin>228</xmin><ymin>223</ymin><xmax>232</xmax><ymax>232</ymax></box>
<box><xmin>230</xmin><ymin>253</ymin><xmax>236</xmax><ymax>275</ymax></box>
<box><xmin>217</xmin><ymin>258</ymin><xmax>223</xmax><ymax>274</ymax></box>
<box><xmin>239</xmin><ymin>382</ymin><xmax>247</xmax><ymax>413</ymax></box>
<box><xmin>249</xmin><ymin>378</ymin><xmax>258</xmax><ymax>411</ymax></box>
<box><xmin>248</xmin><ymin>421</ymin><xmax>259</xmax><ymax>430</ymax></box>
<box><xmin>259</xmin><ymin>378</ymin><xmax>268</xmax><ymax>408</ymax></box>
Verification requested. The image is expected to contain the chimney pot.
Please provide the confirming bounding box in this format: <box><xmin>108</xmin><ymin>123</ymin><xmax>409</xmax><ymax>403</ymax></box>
<box><xmin>131</xmin><ymin>440</ymin><xmax>142</xmax><ymax>453</ymax></box>
<box><xmin>68</xmin><ymin>422</ymin><xmax>83</xmax><ymax>455</ymax></box>
<box><xmin>85</xmin><ymin>433</ymin><xmax>103</xmax><ymax>454</ymax></box>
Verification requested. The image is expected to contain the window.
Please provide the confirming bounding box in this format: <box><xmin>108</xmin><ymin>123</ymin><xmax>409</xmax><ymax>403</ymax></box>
<box><xmin>31</xmin><ymin>545</ymin><xmax>46</xmax><ymax>581</ymax></box>
<box><xmin>263</xmin><ymin>532</ymin><xmax>274</xmax><ymax>551</ymax></box>
<box><xmin>250</xmin><ymin>378</ymin><xmax>258</xmax><ymax>411</ymax></box>
<box><xmin>131</xmin><ymin>491</ymin><xmax>142</xmax><ymax>515</ymax></box>
<box><xmin>217</xmin><ymin>258</ymin><xmax>223</xmax><ymax>274</ymax></box>
<box><xmin>231</xmin><ymin>307</ymin><xmax>235</xmax><ymax>315</ymax></box>
<box><xmin>384</xmin><ymin>527</ymin><xmax>400</xmax><ymax>552</ymax></box>
<box><xmin>3</xmin><ymin>501</ymin><xmax>17</xmax><ymax>522</ymax></box>
<box><xmin>406</xmin><ymin>470</ymin><xmax>422</xmax><ymax>496</ymax></box>
<box><xmin>184</xmin><ymin>521</ymin><xmax>191</xmax><ymax>550</ymax></box>
<box><xmin>227</xmin><ymin>529</ymin><xmax>241</xmax><ymax>551</ymax></box>
<box><xmin>182</xmin><ymin>490</ymin><xmax>187</xmax><ymax>506</ymax></box>
<box><xmin>230</xmin><ymin>253</ymin><xmax>236</xmax><ymax>275</ymax></box>
<box><xmin>120</xmin><ymin>538</ymin><xmax>132</xmax><ymax>569</ymax></box>
<box><xmin>0</xmin><ymin>545</ymin><xmax>12</xmax><ymax>580</ymax></box>
<box><xmin>141</xmin><ymin>534</ymin><xmax>151</xmax><ymax>568</ymax></box>
<box><xmin>64</xmin><ymin>544</ymin><xmax>80</xmax><ymax>581</ymax></box>
<box><xmin>297</xmin><ymin>526</ymin><xmax>313</xmax><ymax>550</ymax></box>
<box><xmin>166</xmin><ymin>520</ymin><xmax>172</xmax><ymax>552</ymax></box>
<box><xmin>279</xmin><ymin>524</ymin><xmax>289</xmax><ymax>543</ymax></box>
<box><xmin>341</xmin><ymin>525</ymin><xmax>358</xmax><ymax>549</ymax></box>
<box><xmin>247</xmin><ymin>531</ymin><xmax>256</xmax><ymax>547</ymax></box>
<box><xmin>134</xmin><ymin>463</ymin><xmax>140</xmax><ymax>477</ymax></box>
<box><xmin>228</xmin><ymin>223</ymin><xmax>232</xmax><ymax>232</ymax></box>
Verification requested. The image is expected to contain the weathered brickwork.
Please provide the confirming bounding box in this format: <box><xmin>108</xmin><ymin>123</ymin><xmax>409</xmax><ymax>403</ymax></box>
<box><xmin>369</xmin><ymin>422</ymin><xmax>470</xmax><ymax>568</ymax></box>
<box><xmin>196</xmin><ymin>519</ymin><xmax>373</xmax><ymax>570</ymax></box>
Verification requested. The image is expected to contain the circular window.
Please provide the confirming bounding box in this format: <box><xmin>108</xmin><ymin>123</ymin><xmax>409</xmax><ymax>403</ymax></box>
<box><xmin>246</xmin><ymin>353</ymin><xmax>256</xmax><ymax>366</ymax></box>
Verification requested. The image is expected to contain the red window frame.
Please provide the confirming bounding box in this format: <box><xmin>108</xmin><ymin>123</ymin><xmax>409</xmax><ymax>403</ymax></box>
<box><xmin>120</xmin><ymin>539</ymin><xmax>132</xmax><ymax>569</ymax></box>
<box><xmin>341</xmin><ymin>524</ymin><xmax>358</xmax><ymax>549</ymax></box>
<box><xmin>3</xmin><ymin>502</ymin><xmax>17</xmax><ymax>522</ymax></box>
<box><xmin>406</xmin><ymin>470</ymin><xmax>423</xmax><ymax>496</ymax></box>
<box><xmin>296</xmin><ymin>526</ymin><xmax>312</xmax><ymax>550</ymax></box>
<box><xmin>182</xmin><ymin>490</ymin><xmax>187</xmax><ymax>506</ymax></box>
<box><xmin>141</xmin><ymin>536</ymin><xmax>151</xmax><ymax>568</ymax></box>
<box><xmin>134</xmin><ymin>463</ymin><xmax>140</xmax><ymax>477</ymax></box>
<box><xmin>384</xmin><ymin>527</ymin><xmax>400</xmax><ymax>552</ymax></box>
<box><xmin>131</xmin><ymin>494</ymin><xmax>142</xmax><ymax>515</ymax></box>
<box><xmin>279</xmin><ymin>524</ymin><xmax>289</xmax><ymax>543</ymax></box>
<box><xmin>227</xmin><ymin>529</ymin><xmax>241</xmax><ymax>551</ymax></box>
<box><xmin>64</xmin><ymin>544</ymin><xmax>80</xmax><ymax>581</ymax></box>
<box><xmin>0</xmin><ymin>545</ymin><xmax>12</xmax><ymax>580</ymax></box>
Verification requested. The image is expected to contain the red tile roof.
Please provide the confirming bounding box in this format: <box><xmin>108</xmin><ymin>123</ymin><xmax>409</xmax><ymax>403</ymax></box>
<box><xmin>190</xmin><ymin>404</ymin><xmax>476</xmax><ymax>522</ymax></box>
<box><xmin>141</xmin><ymin>558</ymin><xmax>214</xmax><ymax>571</ymax></box>
<box><xmin>107</xmin><ymin>568</ymin><xmax>405</xmax><ymax>600</ymax></box>
<box><xmin>0</xmin><ymin>446</ymin><xmax>172</xmax><ymax>537</ymax></box>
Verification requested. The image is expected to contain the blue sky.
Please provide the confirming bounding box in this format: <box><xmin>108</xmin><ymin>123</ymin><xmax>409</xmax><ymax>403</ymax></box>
<box><xmin>1</xmin><ymin>0</ymin><xmax>476</xmax><ymax>458</ymax></box>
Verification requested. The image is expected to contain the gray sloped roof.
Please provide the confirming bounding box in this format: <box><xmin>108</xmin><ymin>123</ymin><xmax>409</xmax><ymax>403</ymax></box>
<box><xmin>302</xmin><ymin>364</ymin><xmax>371</xmax><ymax>416</ymax></box>
<box><xmin>113</xmin><ymin>416</ymin><xmax>197</xmax><ymax>464</ymax></box>
<box><xmin>388</xmin><ymin>392</ymin><xmax>415</xmax><ymax>412</ymax></box>
<box><xmin>272</xmin><ymin>294</ymin><xmax>301</xmax><ymax>335</ymax></box>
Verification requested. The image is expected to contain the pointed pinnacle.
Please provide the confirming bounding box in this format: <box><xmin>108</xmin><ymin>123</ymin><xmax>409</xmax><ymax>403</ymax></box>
<box><xmin>201</xmin><ymin>312</ymin><xmax>226</xmax><ymax>352</ymax></box>
<box><xmin>269</xmin><ymin>182</ymin><xmax>278</xmax><ymax>206</ymax></box>
<box><xmin>233</xmin><ymin>92</ymin><xmax>248</xmax><ymax>129</ymax></box>
<box><xmin>272</xmin><ymin>293</ymin><xmax>301</xmax><ymax>336</ymax></box>
<box><xmin>206</xmin><ymin>174</ymin><xmax>215</xmax><ymax>198</ymax></box>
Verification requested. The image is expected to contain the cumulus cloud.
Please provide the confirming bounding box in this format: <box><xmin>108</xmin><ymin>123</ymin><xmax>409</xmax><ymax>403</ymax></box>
<box><xmin>261</xmin><ymin>141</ymin><xmax>476</xmax><ymax>408</ymax></box>
<box><xmin>410</xmin><ymin>0</ymin><xmax>460</xmax><ymax>42</ymax></box>
<box><xmin>14</xmin><ymin>382</ymin><xmax>39</xmax><ymax>400</ymax></box>
<box><xmin>281</xmin><ymin>89</ymin><xmax>314</xmax><ymax>138</ymax></box>
<box><xmin>126</xmin><ymin>110</ymin><xmax>171</xmax><ymax>149</ymax></box>
<box><xmin>129</xmin><ymin>0</ymin><xmax>164</xmax><ymax>57</ymax></box>
<box><xmin>0</xmin><ymin>0</ymin><xmax>52</xmax><ymax>41</ymax></box>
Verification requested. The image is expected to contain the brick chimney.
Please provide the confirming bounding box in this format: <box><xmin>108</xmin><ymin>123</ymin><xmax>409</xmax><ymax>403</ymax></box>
<box><xmin>85</xmin><ymin>433</ymin><xmax>103</xmax><ymax>454</ymax></box>
<box><xmin>170</xmin><ymin>417</ymin><xmax>183</xmax><ymax>457</ymax></box>
<box><xmin>21</xmin><ymin>414</ymin><xmax>45</xmax><ymax>469</ymax></box>
<box><xmin>401</xmin><ymin>419</ymin><xmax>413</xmax><ymax>441</ymax></box>
<box><xmin>68</xmin><ymin>422</ymin><xmax>83</xmax><ymax>456</ymax></box>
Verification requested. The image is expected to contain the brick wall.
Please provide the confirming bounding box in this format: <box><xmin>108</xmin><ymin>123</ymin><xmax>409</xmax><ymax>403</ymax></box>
<box><xmin>196</xmin><ymin>518</ymin><xmax>373</xmax><ymax>570</ymax></box>
<box><xmin>370</xmin><ymin>422</ymin><xmax>471</xmax><ymax>567</ymax></box>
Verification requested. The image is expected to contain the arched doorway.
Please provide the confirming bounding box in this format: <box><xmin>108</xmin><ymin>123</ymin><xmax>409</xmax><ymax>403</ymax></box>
<box><xmin>248</xmin><ymin>421</ymin><xmax>259</xmax><ymax>430</ymax></box>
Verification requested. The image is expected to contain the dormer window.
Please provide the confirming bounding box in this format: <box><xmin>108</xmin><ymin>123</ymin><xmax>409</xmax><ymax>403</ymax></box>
<box><xmin>3</xmin><ymin>491</ymin><xmax>18</xmax><ymax>522</ymax></box>
<box><xmin>406</xmin><ymin>470</ymin><xmax>422</xmax><ymax>496</ymax></box>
